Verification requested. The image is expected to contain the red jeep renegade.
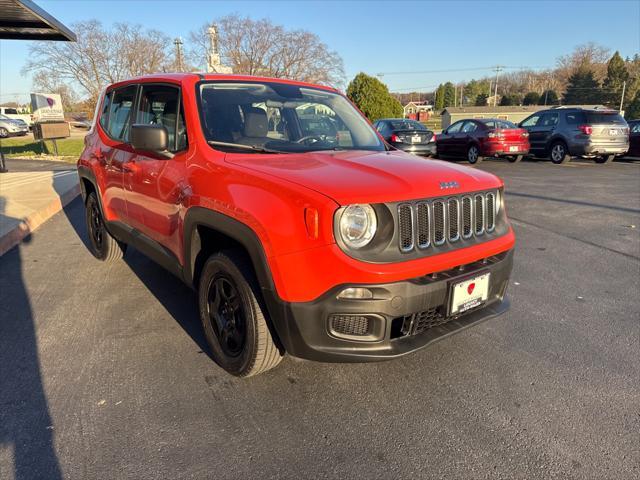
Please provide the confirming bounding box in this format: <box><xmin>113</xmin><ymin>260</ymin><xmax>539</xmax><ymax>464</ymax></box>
<box><xmin>78</xmin><ymin>74</ymin><xmax>515</xmax><ymax>377</ymax></box>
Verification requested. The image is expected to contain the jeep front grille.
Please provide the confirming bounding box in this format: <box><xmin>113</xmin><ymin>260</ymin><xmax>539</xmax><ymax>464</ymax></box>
<box><xmin>397</xmin><ymin>190</ymin><xmax>499</xmax><ymax>253</ymax></box>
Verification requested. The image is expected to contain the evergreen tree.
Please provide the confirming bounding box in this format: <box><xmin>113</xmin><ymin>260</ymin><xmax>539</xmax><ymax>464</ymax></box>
<box><xmin>603</xmin><ymin>51</ymin><xmax>630</xmax><ymax>107</ymax></box>
<box><xmin>442</xmin><ymin>82</ymin><xmax>455</xmax><ymax>108</ymax></box>
<box><xmin>346</xmin><ymin>73</ymin><xmax>403</xmax><ymax>121</ymax></box>
<box><xmin>540</xmin><ymin>89</ymin><xmax>559</xmax><ymax>105</ymax></box>
<box><xmin>475</xmin><ymin>93</ymin><xmax>489</xmax><ymax>106</ymax></box>
<box><xmin>522</xmin><ymin>92</ymin><xmax>541</xmax><ymax>105</ymax></box>
<box><xmin>563</xmin><ymin>65</ymin><xmax>603</xmax><ymax>105</ymax></box>
<box><xmin>434</xmin><ymin>84</ymin><xmax>446</xmax><ymax>110</ymax></box>
<box><xmin>499</xmin><ymin>94</ymin><xmax>521</xmax><ymax>106</ymax></box>
<box><xmin>625</xmin><ymin>90</ymin><xmax>640</xmax><ymax>119</ymax></box>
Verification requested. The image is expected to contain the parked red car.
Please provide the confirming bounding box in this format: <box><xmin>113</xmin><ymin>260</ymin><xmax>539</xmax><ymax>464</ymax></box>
<box><xmin>437</xmin><ymin>118</ymin><xmax>530</xmax><ymax>164</ymax></box>
<box><xmin>77</xmin><ymin>74</ymin><xmax>515</xmax><ymax>377</ymax></box>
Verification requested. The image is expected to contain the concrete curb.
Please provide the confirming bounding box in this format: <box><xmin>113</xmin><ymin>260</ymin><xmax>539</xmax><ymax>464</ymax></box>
<box><xmin>0</xmin><ymin>183</ymin><xmax>81</xmax><ymax>256</ymax></box>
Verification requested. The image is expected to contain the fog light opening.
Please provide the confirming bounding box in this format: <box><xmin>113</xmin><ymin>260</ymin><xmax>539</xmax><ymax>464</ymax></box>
<box><xmin>337</xmin><ymin>287</ymin><xmax>374</xmax><ymax>300</ymax></box>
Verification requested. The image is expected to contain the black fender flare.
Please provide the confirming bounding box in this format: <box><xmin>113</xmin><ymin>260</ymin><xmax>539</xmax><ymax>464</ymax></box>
<box><xmin>182</xmin><ymin>207</ymin><xmax>276</xmax><ymax>295</ymax></box>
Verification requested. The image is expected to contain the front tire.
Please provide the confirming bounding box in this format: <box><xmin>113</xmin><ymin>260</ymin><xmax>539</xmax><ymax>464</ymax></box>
<box><xmin>198</xmin><ymin>251</ymin><xmax>282</xmax><ymax>377</ymax></box>
<box><xmin>467</xmin><ymin>144</ymin><xmax>483</xmax><ymax>164</ymax></box>
<box><xmin>0</xmin><ymin>127</ymin><xmax>8</xmax><ymax>138</ymax></box>
<box><xmin>85</xmin><ymin>192</ymin><xmax>126</xmax><ymax>262</ymax></box>
<box><xmin>549</xmin><ymin>141</ymin><xmax>570</xmax><ymax>164</ymax></box>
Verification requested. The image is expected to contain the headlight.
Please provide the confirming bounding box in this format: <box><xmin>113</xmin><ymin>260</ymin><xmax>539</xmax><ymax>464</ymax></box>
<box><xmin>339</xmin><ymin>204</ymin><xmax>377</xmax><ymax>249</ymax></box>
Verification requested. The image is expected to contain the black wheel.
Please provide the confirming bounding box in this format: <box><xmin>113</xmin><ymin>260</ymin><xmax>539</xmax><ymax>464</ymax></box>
<box><xmin>467</xmin><ymin>144</ymin><xmax>483</xmax><ymax>164</ymax></box>
<box><xmin>85</xmin><ymin>192</ymin><xmax>126</xmax><ymax>262</ymax></box>
<box><xmin>549</xmin><ymin>141</ymin><xmax>570</xmax><ymax>164</ymax></box>
<box><xmin>595</xmin><ymin>155</ymin><xmax>615</xmax><ymax>164</ymax></box>
<box><xmin>0</xmin><ymin>127</ymin><xmax>8</xmax><ymax>138</ymax></box>
<box><xmin>507</xmin><ymin>155</ymin><xmax>524</xmax><ymax>163</ymax></box>
<box><xmin>198</xmin><ymin>251</ymin><xmax>282</xmax><ymax>377</ymax></box>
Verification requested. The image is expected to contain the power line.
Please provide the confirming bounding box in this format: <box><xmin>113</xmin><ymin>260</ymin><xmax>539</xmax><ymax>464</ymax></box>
<box><xmin>377</xmin><ymin>65</ymin><xmax>553</xmax><ymax>77</ymax></box>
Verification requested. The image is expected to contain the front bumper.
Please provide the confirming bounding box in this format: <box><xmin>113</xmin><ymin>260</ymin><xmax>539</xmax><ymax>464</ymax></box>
<box><xmin>269</xmin><ymin>248</ymin><xmax>513</xmax><ymax>362</ymax></box>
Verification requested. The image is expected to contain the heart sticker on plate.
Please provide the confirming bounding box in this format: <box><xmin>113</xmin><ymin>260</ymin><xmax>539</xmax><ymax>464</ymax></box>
<box><xmin>467</xmin><ymin>282</ymin><xmax>476</xmax><ymax>295</ymax></box>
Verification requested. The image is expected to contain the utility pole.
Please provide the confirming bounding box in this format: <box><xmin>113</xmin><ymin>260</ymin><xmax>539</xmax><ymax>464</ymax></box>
<box><xmin>619</xmin><ymin>81</ymin><xmax>626</xmax><ymax>113</ymax></box>
<box><xmin>174</xmin><ymin>37</ymin><xmax>184</xmax><ymax>72</ymax></box>
<box><xmin>493</xmin><ymin>65</ymin><xmax>504</xmax><ymax>107</ymax></box>
<box><xmin>454</xmin><ymin>85</ymin><xmax>457</xmax><ymax>107</ymax></box>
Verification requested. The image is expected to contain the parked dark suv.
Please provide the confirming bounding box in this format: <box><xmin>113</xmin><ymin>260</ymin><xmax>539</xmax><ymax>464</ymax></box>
<box><xmin>519</xmin><ymin>107</ymin><xmax>629</xmax><ymax>164</ymax></box>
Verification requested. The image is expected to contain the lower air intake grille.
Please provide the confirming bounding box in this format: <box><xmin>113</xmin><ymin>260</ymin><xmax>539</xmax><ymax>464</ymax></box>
<box><xmin>330</xmin><ymin>314</ymin><xmax>370</xmax><ymax>337</ymax></box>
<box><xmin>398</xmin><ymin>308</ymin><xmax>449</xmax><ymax>336</ymax></box>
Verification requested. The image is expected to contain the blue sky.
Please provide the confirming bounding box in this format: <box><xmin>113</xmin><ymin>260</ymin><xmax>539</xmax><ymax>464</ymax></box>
<box><xmin>1</xmin><ymin>0</ymin><xmax>639</xmax><ymax>103</ymax></box>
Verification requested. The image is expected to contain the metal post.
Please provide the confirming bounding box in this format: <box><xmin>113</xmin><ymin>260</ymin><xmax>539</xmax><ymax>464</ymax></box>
<box><xmin>619</xmin><ymin>81</ymin><xmax>626</xmax><ymax>113</ymax></box>
<box><xmin>0</xmin><ymin>138</ymin><xmax>7</xmax><ymax>173</ymax></box>
<box><xmin>53</xmin><ymin>139</ymin><xmax>59</xmax><ymax>157</ymax></box>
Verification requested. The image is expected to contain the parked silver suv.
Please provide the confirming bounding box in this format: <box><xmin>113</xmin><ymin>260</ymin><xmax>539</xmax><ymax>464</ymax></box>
<box><xmin>0</xmin><ymin>114</ymin><xmax>29</xmax><ymax>138</ymax></box>
<box><xmin>519</xmin><ymin>107</ymin><xmax>629</xmax><ymax>164</ymax></box>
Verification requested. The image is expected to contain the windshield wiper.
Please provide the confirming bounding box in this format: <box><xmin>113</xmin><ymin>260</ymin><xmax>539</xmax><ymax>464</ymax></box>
<box><xmin>207</xmin><ymin>140</ymin><xmax>289</xmax><ymax>154</ymax></box>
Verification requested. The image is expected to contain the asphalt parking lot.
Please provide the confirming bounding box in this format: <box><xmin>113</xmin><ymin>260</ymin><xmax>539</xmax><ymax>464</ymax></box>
<box><xmin>1</xmin><ymin>158</ymin><xmax>639</xmax><ymax>479</ymax></box>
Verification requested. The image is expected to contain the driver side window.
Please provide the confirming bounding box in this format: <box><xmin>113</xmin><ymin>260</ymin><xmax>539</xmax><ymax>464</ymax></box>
<box><xmin>521</xmin><ymin>114</ymin><xmax>540</xmax><ymax>127</ymax></box>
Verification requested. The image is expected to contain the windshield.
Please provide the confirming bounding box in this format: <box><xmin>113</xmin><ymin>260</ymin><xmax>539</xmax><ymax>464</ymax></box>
<box><xmin>0</xmin><ymin>114</ymin><xmax>9</xmax><ymax>120</ymax></box>
<box><xmin>198</xmin><ymin>82</ymin><xmax>385</xmax><ymax>153</ymax></box>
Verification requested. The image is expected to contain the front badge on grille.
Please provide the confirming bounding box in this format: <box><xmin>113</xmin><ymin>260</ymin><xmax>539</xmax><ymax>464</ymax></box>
<box><xmin>440</xmin><ymin>181</ymin><xmax>459</xmax><ymax>190</ymax></box>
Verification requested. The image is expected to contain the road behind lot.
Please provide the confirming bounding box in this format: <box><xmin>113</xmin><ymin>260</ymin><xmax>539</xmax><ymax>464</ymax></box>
<box><xmin>0</xmin><ymin>159</ymin><xmax>638</xmax><ymax>479</ymax></box>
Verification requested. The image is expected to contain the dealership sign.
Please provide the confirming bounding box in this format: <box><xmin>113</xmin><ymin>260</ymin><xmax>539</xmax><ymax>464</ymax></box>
<box><xmin>30</xmin><ymin>93</ymin><xmax>65</xmax><ymax>122</ymax></box>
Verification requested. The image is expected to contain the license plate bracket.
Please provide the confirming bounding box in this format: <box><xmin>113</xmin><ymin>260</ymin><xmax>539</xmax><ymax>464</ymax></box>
<box><xmin>448</xmin><ymin>271</ymin><xmax>490</xmax><ymax>316</ymax></box>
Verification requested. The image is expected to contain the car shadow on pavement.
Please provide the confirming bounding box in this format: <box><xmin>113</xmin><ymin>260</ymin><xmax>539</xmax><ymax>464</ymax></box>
<box><xmin>0</xmin><ymin>196</ymin><xmax>63</xmax><ymax>480</ymax></box>
<box><xmin>60</xmin><ymin>197</ymin><xmax>211</xmax><ymax>359</ymax></box>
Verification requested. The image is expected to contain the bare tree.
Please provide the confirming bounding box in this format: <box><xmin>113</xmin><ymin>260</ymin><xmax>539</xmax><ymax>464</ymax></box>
<box><xmin>188</xmin><ymin>15</ymin><xmax>345</xmax><ymax>87</ymax></box>
<box><xmin>23</xmin><ymin>20</ymin><xmax>173</xmax><ymax>112</ymax></box>
<box><xmin>556</xmin><ymin>42</ymin><xmax>611</xmax><ymax>84</ymax></box>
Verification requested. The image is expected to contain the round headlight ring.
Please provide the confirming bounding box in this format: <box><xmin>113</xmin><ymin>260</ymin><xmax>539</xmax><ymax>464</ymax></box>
<box><xmin>339</xmin><ymin>204</ymin><xmax>377</xmax><ymax>249</ymax></box>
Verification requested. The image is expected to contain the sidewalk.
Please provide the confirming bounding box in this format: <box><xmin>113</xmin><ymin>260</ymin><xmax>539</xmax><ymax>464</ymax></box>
<box><xmin>0</xmin><ymin>159</ymin><xmax>80</xmax><ymax>256</ymax></box>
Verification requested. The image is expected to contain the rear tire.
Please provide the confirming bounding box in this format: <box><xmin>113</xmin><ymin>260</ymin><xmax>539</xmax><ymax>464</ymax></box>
<box><xmin>85</xmin><ymin>192</ymin><xmax>126</xmax><ymax>262</ymax></box>
<box><xmin>549</xmin><ymin>141</ymin><xmax>570</xmax><ymax>164</ymax></box>
<box><xmin>508</xmin><ymin>155</ymin><xmax>523</xmax><ymax>163</ymax></box>
<box><xmin>198</xmin><ymin>250</ymin><xmax>283</xmax><ymax>377</ymax></box>
<box><xmin>467</xmin><ymin>145</ymin><xmax>483</xmax><ymax>164</ymax></box>
<box><xmin>595</xmin><ymin>155</ymin><xmax>615</xmax><ymax>164</ymax></box>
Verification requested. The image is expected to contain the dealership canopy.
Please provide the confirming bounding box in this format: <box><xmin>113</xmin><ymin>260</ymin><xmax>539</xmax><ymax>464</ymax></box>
<box><xmin>0</xmin><ymin>0</ymin><xmax>76</xmax><ymax>41</ymax></box>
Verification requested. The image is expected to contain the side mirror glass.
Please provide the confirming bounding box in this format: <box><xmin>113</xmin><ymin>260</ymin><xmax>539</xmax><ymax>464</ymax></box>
<box><xmin>130</xmin><ymin>124</ymin><xmax>174</xmax><ymax>159</ymax></box>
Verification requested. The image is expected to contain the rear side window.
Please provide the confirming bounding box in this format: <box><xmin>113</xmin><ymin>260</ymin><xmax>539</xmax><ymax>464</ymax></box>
<box><xmin>631</xmin><ymin>123</ymin><xmax>640</xmax><ymax>133</ymax></box>
<box><xmin>105</xmin><ymin>85</ymin><xmax>137</xmax><ymax>142</ymax></box>
<box><xmin>540</xmin><ymin>112</ymin><xmax>559</xmax><ymax>127</ymax></box>
<box><xmin>136</xmin><ymin>85</ymin><xmax>187</xmax><ymax>152</ymax></box>
<box><xmin>565</xmin><ymin>112</ymin><xmax>587</xmax><ymax>125</ymax></box>
<box><xmin>4</xmin><ymin>108</ymin><xmax>18</xmax><ymax>115</ymax></box>
<box><xmin>585</xmin><ymin>112</ymin><xmax>626</xmax><ymax>125</ymax></box>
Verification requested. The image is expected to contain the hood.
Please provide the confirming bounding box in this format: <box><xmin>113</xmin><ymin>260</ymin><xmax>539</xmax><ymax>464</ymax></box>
<box><xmin>225</xmin><ymin>150</ymin><xmax>503</xmax><ymax>205</ymax></box>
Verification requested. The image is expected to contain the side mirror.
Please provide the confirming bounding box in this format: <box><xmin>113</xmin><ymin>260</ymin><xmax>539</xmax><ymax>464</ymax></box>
<box><xmin>130</xmin><ymin>124</ymin><xmax>174</xmax><ymax>159</ymax></box>
<box><xmin>441</xmin><ymin>129</ymin><xmax>447</xmax><ymax>135</ymax></box>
